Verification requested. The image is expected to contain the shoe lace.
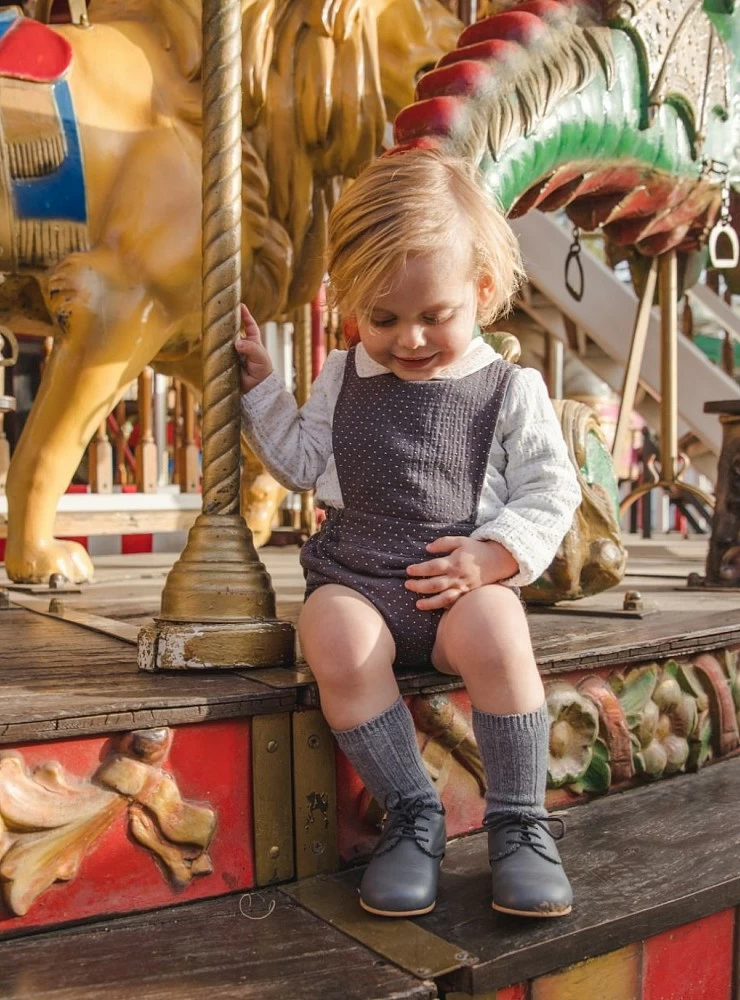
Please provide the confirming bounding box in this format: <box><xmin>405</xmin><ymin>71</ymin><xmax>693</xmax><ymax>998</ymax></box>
<box><xmin>488</xmin><ymin>813</ymin><xmax>566</xmax><ymax>859</ymax></box>
<box><xmin>375</xmin><ymin>793</ymin><xmax>445</xmax><ymax>859</ymax></box>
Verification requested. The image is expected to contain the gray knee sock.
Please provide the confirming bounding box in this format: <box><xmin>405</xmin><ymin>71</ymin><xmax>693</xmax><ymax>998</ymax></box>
<box><xmin>472</xmin><ymin>702</ymin><xmax>549</xmax><ymax>824</ymax></box>
<box><xmin>331</xmin><ymin>697</ymin><xmax>441</xmax><ymax>810</ymax></box>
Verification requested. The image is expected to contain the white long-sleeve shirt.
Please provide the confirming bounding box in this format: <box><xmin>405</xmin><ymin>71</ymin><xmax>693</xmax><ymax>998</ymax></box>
<box><xmin>241</xmin><ymin>338</ymin><xmax>582</xmax><ymax>587</ymax></box>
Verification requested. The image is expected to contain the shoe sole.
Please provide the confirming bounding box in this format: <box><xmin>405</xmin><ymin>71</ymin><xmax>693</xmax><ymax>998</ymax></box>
<box><xmin>360</xmin><ymin>899</ymin><xmax>436</xmax><ymax>918</ymax></box>
<box><xmin>492</xmin><ymin>901</ymin><xmax>572</xmax><ymax>918</ymax></box>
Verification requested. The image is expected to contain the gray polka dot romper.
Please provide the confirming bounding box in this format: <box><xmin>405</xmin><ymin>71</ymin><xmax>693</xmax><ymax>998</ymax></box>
<box><xmin>301</xmin><ymin>347</ymin><xmax>515</xmax><ymax>668</ymax></box>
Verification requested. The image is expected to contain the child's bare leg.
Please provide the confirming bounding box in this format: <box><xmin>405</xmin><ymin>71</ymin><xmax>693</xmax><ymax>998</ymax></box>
<box><xmin>432</xmin><ymin>584</ymin><xmax>543</xmax><ymax>714</ymax></box>
<box><xmin>300</xmin><ymin>584</ymin><xmax>445</xmax><ymax>917</ymax></box>
<box><xmin>299</xmin><ymin>584</ymin><xmax>399</xmax><ymax>730</ymax></box>
<box><xmin>432</xmin><ymin>584</ymin><xmax>571</xmax><ymax>917</ymax></box>
<box><xmin>299</xmin><ymin>584</ymin><xmax>439</xmax><ymax>807</ymax></box>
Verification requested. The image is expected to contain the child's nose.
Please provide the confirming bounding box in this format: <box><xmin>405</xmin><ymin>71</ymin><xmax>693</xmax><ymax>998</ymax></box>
<box><xmin>397</xmin><ymin>324</ymin><xmax>427</xmax><ymax>350</ymax></box>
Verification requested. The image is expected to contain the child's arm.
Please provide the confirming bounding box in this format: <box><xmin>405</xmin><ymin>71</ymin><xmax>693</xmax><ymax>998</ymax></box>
<box><xmin>470</xmin><ymin>367</ymin><xmax>582</xmax><ymax>586</ymax></box>
<box><xmin>237</xmin><ymin>307</ymin><xmax>342</xmax><ymax>492</ymax></box>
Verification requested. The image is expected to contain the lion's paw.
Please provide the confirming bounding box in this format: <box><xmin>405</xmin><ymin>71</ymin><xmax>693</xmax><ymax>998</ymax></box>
<box><xmin>5</xmin><ymin>538</ymin><xmax>95</xmax><ymax>585</ymax></box>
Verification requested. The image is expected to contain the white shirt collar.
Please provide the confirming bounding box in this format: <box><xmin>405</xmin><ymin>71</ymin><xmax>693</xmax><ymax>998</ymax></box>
<box><xmin>354</xmin><ymin>337</ymin><xmax>500</xmax><ymax>379</ymax></box>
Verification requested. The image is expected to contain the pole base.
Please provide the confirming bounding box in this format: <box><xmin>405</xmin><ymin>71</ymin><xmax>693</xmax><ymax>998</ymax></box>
<box><xmin>138</xmin><ymin>512</ymin><xmax>296</xmax><ymax>671</ymax></box>
<box><xmin>138</xmin><ymin>618</ymin><xmax>295</xmax><ymax>672</ymax></box>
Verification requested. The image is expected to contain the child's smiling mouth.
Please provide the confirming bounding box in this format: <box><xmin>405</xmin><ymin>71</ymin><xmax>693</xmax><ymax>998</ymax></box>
<box><xmin>392</xmin><ymin>353</ymin><xmax>439</xmax><ymax>369</ymax></box>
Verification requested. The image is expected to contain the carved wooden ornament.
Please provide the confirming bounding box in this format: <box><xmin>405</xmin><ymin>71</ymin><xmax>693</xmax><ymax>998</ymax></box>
<box><xmin>0</xmin><ymin>729</ymin><xmax>216</xmax><ymax>916</ymax></box>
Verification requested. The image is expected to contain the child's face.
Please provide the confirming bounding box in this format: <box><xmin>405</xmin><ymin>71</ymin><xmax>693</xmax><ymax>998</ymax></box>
<box><xmin>356</xmin><ymin>247</ymin><xmax>493</xmax><ymax>381</ymax></box>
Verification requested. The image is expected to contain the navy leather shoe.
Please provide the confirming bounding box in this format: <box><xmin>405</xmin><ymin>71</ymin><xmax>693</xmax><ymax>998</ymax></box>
<box><xmin>360</xmin><ymin>796</ymin><xmax>446</xmax><ymax>917</ymax></box>
<box><xmin>488</xmin><ymin>813</ymin><xmax>573</xmax><ymax>918</ymax></box>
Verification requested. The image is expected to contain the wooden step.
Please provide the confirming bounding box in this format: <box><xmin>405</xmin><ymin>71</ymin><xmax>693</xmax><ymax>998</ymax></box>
<box><xmin>7</xmin><ymin>761</ymin><xmax>736</xmax><ymax>1000</ymax></box>
<box><xmin>0</xmin><ymin>891</ymin><xmax>436</xmax><ymax>1000</ymax></box>
<box><xmin>291</xmin><ymin>756</ymin><xmax>740</xmax><ymax>996</ymax></box>
<box><xmin>3</xmin><ymin>598</ymin><xmax>738</xmax><ymax>745</ymax></box>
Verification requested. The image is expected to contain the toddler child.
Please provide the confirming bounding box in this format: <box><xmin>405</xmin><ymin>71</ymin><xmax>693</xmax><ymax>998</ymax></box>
<box><xmin>237</xmin><ymin>149</ymin><xmax>582</xmax><ymax>919</ymax></box>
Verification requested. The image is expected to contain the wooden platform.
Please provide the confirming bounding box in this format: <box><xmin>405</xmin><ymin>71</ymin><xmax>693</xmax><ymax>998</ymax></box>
<box><xmin>1</xmin><ymin>536</ymin><xmax>738</xmax><ymax>743</ymax></box>
<box><xmin>291</xmin><ymin>756</ymin><xmax>740</xmax><ymax>996</ymax></box>
<box><xmin>3</xmin><ymin>757</ymin><xmax>739</xmax><ymax>999</ymax></box>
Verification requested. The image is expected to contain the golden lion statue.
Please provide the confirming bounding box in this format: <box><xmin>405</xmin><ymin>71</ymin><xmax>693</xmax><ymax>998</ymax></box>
<box><xmin>1</xmin><ymin>0</ymin><xmax>460</xmax><ymax>582</ymax></box>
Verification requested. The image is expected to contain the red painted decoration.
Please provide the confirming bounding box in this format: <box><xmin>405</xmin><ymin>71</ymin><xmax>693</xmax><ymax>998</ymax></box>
<box><xmin>642</xmin><ymin>909</ymin><xmax>735</xmax><ymax>1000</ymax></box>
<box><xmin>459</xmin><ymin>11</ymin><xmax>549</xmax><ymax>50</ymax></box>
<box><xmin>415</xmin><ymin>61</ymin><xmax>493</xmax><ymax>102</ymax></box>
<box><xmin>0</xmin><ymin>20</ymin><xmax>72</xmax><ymax>83</ymax></box>
<box><xmin>498</xmin><ymin>984</ymin><xmax>527</xmax><ymax>1000</ymax></box>
<box><xmin>0</xmin><ymin>719</ymin><xmax>254</xmax><ymax>937</ymax></box>
<box><xmin>692</xmin><ymin>654</ymin><xmax>740</xmax><ymax>755</ymax></box>
<box><xmin>393</xmin><ymin>96</ymin><xmax>465</xmax><ymax>145</ymax></box>
<box><xmin>121</xmin><ymin>533</ymin><xmax>154</xmax><ymax>554</ymax></box>
<box><xmin>438</xmin><ymin>38</ymin><xmax>521</xmax><ymax>69</ymax></box>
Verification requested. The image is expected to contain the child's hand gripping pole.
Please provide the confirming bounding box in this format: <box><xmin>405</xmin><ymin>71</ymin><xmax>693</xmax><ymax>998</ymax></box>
<box><xmin>234</xmin><ymin>304</ymin><xmax>274</xmax><ymax>393</ymax></box>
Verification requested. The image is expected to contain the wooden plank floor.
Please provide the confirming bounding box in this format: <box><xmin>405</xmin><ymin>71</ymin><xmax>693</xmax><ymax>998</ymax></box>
<box><xmin>304</xmin><ymin>756</ymin><xmax>740</xmax><ymax>996</ymax></box>
<box><xmin>1</xmin><ymin>536</ymin><xmax>738</xmax><ymax>743</ymax></box>
<box><xmin>0</xmin><ymin>891</ymin><xmax>436</xmax><ymax>1000</ymax></box>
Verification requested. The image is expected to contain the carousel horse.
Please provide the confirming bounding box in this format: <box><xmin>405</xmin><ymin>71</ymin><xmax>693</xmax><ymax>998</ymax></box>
<box><xmin>0</xmin><ymin>0</ymin><xmax>461</xmax><ymax>582</ymax></box>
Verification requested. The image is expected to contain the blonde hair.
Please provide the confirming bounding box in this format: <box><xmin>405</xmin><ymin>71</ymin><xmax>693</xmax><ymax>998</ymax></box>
<box><xmin>327</xmin><ymin>149</ymin><xmax>524</xmax><ymax>326</ymax></box>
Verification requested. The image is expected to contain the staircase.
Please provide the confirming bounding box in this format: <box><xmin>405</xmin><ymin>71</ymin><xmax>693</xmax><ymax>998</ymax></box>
<box><xmin>511</xmin><ymin>211</ymin><xmax>740</xmax><ymax>456</ymax></box>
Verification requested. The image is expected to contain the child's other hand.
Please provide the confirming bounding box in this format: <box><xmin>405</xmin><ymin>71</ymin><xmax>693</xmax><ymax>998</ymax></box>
<box><xmin>405</xmin><ymin>537</ymin><xmax>518</xmax><ymax>611</ymax></box>
<box><xmin>235</xmin><ymin>304</ymin><xmax>273</xmax><ymax>392</ymax></box>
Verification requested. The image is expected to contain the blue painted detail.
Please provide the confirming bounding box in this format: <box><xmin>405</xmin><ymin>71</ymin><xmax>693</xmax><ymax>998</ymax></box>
<box><xmin>0</xmin><ymin>10</ymin><xmax>19</xmax><ymax>40</ymax></box>
<box><xmin>11</xmin><ymin>79</ymin><xmax>86</xmax><ymax>223</ymax></box>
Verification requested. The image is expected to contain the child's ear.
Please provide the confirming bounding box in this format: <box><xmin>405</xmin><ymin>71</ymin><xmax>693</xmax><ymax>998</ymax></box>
<box><xmin>476</xmin><ymin>274</ymin><xmax>496</xmax><ymax>312</ymax></box>
<box><xmin>342</xmin><ymin>313</ymin><xmax>360</xmax><ymax>346</ymax></box>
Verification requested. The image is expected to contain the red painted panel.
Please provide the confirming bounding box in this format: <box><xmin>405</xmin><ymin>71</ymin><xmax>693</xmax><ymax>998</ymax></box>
<box><xmin>498</xmin><ymin>984</ymin><xmax>528</xmax><ymax>1000</ymax></box>
<box><xmin>59</xmin><ymin>536</ymin><xmax>90</xmax><ymax>550</ymax></box>
<box><xmin>643</xmin><ymin>909</ymin><xmax>735</xmax><ymax>1000</ymax></box>
<box><xmin>0</xmin><ymin>719</ymin><xmax>254</xmax><ymax>936</ymax></box>
<box><xmin>121</xmin><ymin>533</ymin><xmax>153</xmax><ymax>555</ymax></box>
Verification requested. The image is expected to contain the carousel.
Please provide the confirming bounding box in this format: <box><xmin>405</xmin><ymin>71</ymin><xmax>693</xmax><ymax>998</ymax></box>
<box><xmin>0</xmin><ymin>1</ymin><xmax>739</xmax><ymax>997</ymax></box>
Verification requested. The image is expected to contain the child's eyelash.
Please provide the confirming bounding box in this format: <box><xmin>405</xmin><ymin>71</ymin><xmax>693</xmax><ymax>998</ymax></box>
<box><xmin>371</xmin><ymin>313</ymin><xmax>453</xmax><ymax>328</ymax></box>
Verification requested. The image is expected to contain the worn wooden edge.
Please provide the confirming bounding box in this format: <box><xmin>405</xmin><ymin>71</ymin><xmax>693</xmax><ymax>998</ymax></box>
<box><xmin>299</xmin><ymin>762</ymin><xmax>740</xmax><ymax>996</ymax></box>
<box><xmin>441</xmin><ymin>880</ymin><xmax>740</xmax><ymax>995</ymax></box>
<box><xmin>0</xmin><ymin>692</ymin><xmax>297</xmax><ymax>746</ymax></box>
<box><xmin>282</xmin><ymin>876</ymin><xmax>476</xmax><ymax>981</ymax></box>
<box><xmin>297</xmin><ymin>626</ymin><xmax>740</xmax><ymax>707</ymax></box>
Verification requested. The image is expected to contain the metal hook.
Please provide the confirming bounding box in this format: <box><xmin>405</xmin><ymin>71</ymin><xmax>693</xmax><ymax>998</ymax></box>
<box><xmin>564</xmin><ymin>228</ymin><xmax>584</xmax><ymax>302</ymax></box>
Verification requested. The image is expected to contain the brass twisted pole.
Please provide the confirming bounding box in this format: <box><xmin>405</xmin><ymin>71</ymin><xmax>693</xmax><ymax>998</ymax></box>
<box><xmin>200</xmin><ymin>0</ymin><xmax>242</xmax><ymax>516</ymax></box>
<box><xmin>138</xmin><ymin>0</ymin><xmax>294</xmax><ymax>670</ymax></box>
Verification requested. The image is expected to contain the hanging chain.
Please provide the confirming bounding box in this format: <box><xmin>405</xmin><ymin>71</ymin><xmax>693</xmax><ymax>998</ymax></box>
<box><xmin>564</xmin><ymin>226</ymin><xmax>585</xmax><ymax>301</ymax></box>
